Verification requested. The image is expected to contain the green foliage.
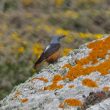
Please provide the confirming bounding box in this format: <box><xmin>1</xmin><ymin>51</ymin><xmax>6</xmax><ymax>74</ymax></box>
<box><xmin>3</xmin><ymin>0</ymin><xmax>18</xmax><ymax>12</ymax></box>
<box><xmin>0</xmin><ymin>61</ymin><xmax>32</xmax><ymax>100</ymax></box>
<box><xmin>48</xmin><ymin>17</ymin><xmax>59</xmax><ymax>25</ymax></box>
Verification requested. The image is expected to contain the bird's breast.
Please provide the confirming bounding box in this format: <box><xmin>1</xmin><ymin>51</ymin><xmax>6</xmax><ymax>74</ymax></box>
<box><xmin>46</xmin><ymin>49</ymin><xmax>61</xmax><ymax>63</ymax></box>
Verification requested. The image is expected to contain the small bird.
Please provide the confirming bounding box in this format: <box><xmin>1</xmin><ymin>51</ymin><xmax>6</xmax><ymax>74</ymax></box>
<box><xmin>34</xmin><ymin>35</ymin><xmax>65</xmax><ymax>68</ymax></box>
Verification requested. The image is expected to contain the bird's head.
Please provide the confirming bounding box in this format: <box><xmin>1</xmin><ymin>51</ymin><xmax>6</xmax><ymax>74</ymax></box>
<box><xmin>51</xmin><ymin>35</ymin><xmax>65</xmax><ymax>44</ymax></box>
<box><xmin>58</xmin><ymin>35</ymin><xmax>66</xmax><ymax>40</ymax></box>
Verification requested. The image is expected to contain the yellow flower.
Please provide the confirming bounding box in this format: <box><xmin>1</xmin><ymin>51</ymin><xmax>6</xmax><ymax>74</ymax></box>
<box><xmin>79</xmin><ymin>33</ymin><xmax>88</xmax><ymax>38</ymax></box>
<box><xmin>95</xmin><ymin>34</ymin><xmax>103</xmax><ymax>39</ymax></box>
<box><xmin>63</xmin><ymin>48</ymin><xmax>72</xmax><ymax>56</ymax></box>
<box><xmin>55</xmin><ymin>28</ymin><xmax>69</xmax><ymax>36</ymax></box>
<box><xmin>21</xmin><ymin>0</ymin><xmax>33</xmax><ymax>6</ymax></box>
<box><xmin>11</xmin><ymin>32</ymin><xmax>21</xmax><ymax>42</ymax></box>
<box><xmin>55</xmin><ymin>0</ymin><xmax>64</xmax><ymax>7</ymax></box>
<box><xmin>43</xmin><ymin>25</ymin><xmax>52</xmax><ymax>33</ymax></box>
<box><xmin>21</xmin><ymin>40</ymin><xmax>28</xmax><ymax>46</ymax></box>
<box><xmin>32</xmin><ymin>43</ymin><xmax>43</xmax><ymax>57</ymax></box>
<box><xmin>64</xmin><ymin>35</ymin><xmax>73</xmax><ymax>43</ymax></box>
<box><xmin>64</xmin><ymin>10</ymin><xmax>79</xmax><ymax>19</ymax></box>
<box><xmin>26</xmin><ymin>25</ymin><xmax>33</xmax><ymax>32</ymax></box>
<box><xmin>0</xmin><ymin>32</ymin><xmax>3</xmax><ymax>37</ymax></box>
<box><xmin>18</xmin><ymin>47</ymin><xmax>25</xmax><ymax>54</ymax></box>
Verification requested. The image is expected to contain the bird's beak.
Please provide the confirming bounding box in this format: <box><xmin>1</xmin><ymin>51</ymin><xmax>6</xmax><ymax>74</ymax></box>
<box><xmin>59</xmin><ymin>35</ymin><xmax>66</xmax><ymax>39</ymax></box>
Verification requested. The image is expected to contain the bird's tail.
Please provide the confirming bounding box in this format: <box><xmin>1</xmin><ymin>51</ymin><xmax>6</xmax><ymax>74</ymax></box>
<box><xmin>33</xmin><ymin>57</ymin><xmax>44</xmax><ymax>69</ymax></box>
<box><xmin>33</xmin><ymin>61</ymin><xmax>40</xmax><ymax>69</ymax></box>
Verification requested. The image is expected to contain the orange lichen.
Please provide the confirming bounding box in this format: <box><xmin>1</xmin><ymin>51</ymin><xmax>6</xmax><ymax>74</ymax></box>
<box><xmin>44</xmin><ymin>83</ymin><xmax>63</xmax><ymax>90</ymax></box>
<box><xmin>53</xmin><ymin>74</ymin><xmax>63</xmax><ymax>83</ymax></box>
<box><xmin>64</xmin><ymin>98</ymin><xmax>82</xmax><ymax>106</ymax></box>
<box><xmin>63</xmin><ymin>36</ymin><xmax>110</xmax><ymax>81</ymax></box>
<box><xmin>82</xmin><ymin>78</ymin><xmax>98</xmax><ymax>88</ymax></box>
<box><xmin>20</xmin><ymin>98</ymin><xmax>28</xmax><ymax>103</ymax></box>
<box><xmin>44</xmin><ymin>74</ymin><xmax>63</xmax><ymax>91</ymax></box>
<box><xmin>96</xmin><ymin>59</ymin><xmax>110</xmax><ymax>75</ymax></box>
<box><xmin>68</xmin><ymin>85</ymin><xmax>75</xmax><ymax>88</ymax></box>
<box><xmin>103</xmin><ymin>86</ymin><xmax>110</xmax><ymax>92</ymax></box>
<box><xmin>59</xmin><ymin>103</ymin><xmax>64</xmax><ymax>108</ymax></box>
<box><xmin>63</xmin><ymin>64</ymin><xmax>73</xmax><ymax>69</ymax></box>
<box><xmin>31</xmin><ymin>77</ymin><xmax>48</xmax><ymax>83</ymax></box>
<box><xmin>14</xmin><ymin>91</ymin><xmax>21</xmax><ymax>98</ymax></box>
<box><xmin>63</xmin><ymin>48</ymin><xmax>72</xmax><ymax>56</ymax></box>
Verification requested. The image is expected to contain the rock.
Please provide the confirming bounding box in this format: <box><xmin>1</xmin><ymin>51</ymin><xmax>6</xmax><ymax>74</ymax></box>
<box><xmin>0</xmin><ymin>36</ymin><xmax>110</xmax><ymax>110</ymax></box>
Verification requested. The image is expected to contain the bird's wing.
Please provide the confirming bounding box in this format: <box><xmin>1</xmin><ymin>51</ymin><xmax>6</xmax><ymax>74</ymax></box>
<box><xmin>34</xmin><ymin>43</ymin><xmax>60</xmax><ymax>66</ymax></box>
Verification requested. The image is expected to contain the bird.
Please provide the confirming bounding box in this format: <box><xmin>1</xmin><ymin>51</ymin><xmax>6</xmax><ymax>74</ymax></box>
<box><xmin>34</xmin><ymin>35</ymin><xmax>65</xmax><ymax>69</ymax></box>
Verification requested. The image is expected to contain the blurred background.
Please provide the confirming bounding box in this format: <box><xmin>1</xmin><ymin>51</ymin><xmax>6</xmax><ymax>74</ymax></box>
<box><xmin>0</xmin><ymin>0</ymin><xmax>109</xmax><ymax>100</ymax></box>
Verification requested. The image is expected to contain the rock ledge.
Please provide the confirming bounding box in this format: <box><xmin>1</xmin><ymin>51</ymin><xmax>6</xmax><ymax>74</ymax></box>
<box><xmin>0</xmin><ymin>36</ymin><xmax>110</xmax><ymax>110</ymax></box>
